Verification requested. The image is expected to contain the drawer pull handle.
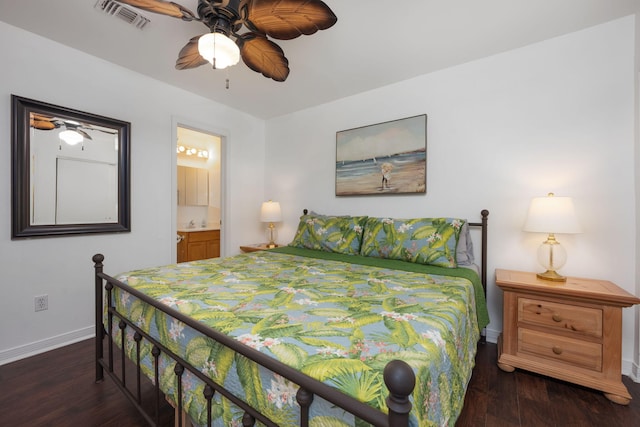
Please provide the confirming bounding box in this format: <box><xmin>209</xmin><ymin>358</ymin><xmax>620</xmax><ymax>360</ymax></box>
<box><xmin>552</xmin><ymin>346</ymin><xmax>563</xmax><ymax>355</ymax></box>
<box><xmin>552</xmin><ymin>313</ymin><xmax>562</xmax><ymax>322</ymax></box>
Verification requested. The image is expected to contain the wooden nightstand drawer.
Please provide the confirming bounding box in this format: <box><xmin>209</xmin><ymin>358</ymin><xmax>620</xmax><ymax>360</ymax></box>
<box><xmin>518</xmin><ymin>297</ymin><xmax>602</xmax><ymax>338</ymax></box>
<box><xmin>518</xmin><ymin>328</ymin><xmax>602</xmax><ymax>371</ymax></box>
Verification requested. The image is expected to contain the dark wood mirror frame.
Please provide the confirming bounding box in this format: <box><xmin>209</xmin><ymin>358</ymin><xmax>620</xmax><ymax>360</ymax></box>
<box><xmin>11</xmin><ymin>95</ymin><xmax>131</xmax><ymax>239</ymax></box>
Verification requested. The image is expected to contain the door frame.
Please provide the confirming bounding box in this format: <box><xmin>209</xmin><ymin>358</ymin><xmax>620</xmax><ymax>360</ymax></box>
<box><xmin>171</xmin><ymin>116</ymin><xmax>228</xmax><ymax>261</ymax></box>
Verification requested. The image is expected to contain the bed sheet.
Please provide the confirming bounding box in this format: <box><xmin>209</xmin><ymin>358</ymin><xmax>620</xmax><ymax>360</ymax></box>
<box><xmin>110</xmin><ymin>248</ymin><xmax>486</xmax><ymax>426</ymax></box>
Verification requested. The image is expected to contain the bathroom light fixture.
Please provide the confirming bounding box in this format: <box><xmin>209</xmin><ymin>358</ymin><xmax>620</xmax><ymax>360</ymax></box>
<box><xmin>523</xmin><ymin>193</ymin><xmax>581</xmax><ymax>282</ymax></box>
<box><xmin>260</xmin><ymin>200</ymin><xmax>282</xmax><ymax>248</ymax></box>
<box><xmin>177</xmin><ymin>144</ymin><xmax>209</xmax><ymax>159</ymax></box>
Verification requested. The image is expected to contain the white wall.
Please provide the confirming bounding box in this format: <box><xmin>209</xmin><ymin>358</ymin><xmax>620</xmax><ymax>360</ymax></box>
<box><xmin>633</xmin><ymin>3</ymin><xmax>640</xmax><ymax>380</ymax></box>
<box><xmin>0</xmin><ymin>21</ymin><xmax>266</xmax><ymax>363</ymax></box>
<box><xmin>266</xmin><ymin>17</ymin><xmax>639</xmax><ymax>373</ymax></box>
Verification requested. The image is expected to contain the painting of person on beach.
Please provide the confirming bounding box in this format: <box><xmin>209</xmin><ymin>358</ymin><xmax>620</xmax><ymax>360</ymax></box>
<box><xmin>336</xmin><ymin>115</ymin><xmax>426</xmax><ymax>196</ymax></box>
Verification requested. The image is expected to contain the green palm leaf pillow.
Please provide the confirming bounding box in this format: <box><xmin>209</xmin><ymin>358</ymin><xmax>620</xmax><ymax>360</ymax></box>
<box><xmin>360</xmin><ymin>217</ymin><xmax>466</xmax><ymax>268</ymax></box>
<box><xmin>289</xmin><ymin>213</ymin><xmax>368</xmax><ymax>255</ymax></box>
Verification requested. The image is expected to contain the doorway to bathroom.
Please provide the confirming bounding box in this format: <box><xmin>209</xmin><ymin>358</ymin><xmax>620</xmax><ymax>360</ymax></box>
<box><xmin>175</xmin><ymin>125</ymin><xmax>224</xmax><ymax>263</ymax></box>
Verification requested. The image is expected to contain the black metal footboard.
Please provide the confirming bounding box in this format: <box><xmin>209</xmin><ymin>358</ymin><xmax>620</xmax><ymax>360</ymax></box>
<box><xmin>93</xmin><ymin>254</ymin><xmax>415</xmax><ymax>427</ymax></box>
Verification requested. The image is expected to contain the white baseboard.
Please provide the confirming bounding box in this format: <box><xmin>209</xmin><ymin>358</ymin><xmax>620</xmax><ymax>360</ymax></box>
<box><xmin>629</xmin><ymin>360</ymin><xmax>640</xmax><ymax>383</ymax></box>
<box><xmin>0</xmin><ymin>327</ymin><xmax>94</xmax><ymax>366</ymax></box>
<box><xmin>484</xmin><ymin>327</ymin><xmax>500</xmax><ymax>344</ymax></box>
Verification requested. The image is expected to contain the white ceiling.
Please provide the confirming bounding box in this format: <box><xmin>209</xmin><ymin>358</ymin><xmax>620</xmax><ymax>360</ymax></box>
<box><xmin>0</xmin><ymin>0</ymin><xmax>636</xmax><ymax>119</ymax></box>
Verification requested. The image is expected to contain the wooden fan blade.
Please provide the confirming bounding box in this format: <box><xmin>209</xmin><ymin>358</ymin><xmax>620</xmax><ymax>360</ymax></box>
<box><xmin>238</xmin><ymin>33</ymin><xmax>289</xmax><ymax>81</ymax></box>
<box><xmin>30</xmin><ymin>113</ymin><xmax>56</xmax><ymax>130</ymax></box>
<box><xmin>30</xmin><ymin>119</ymin><xmax>56</xmax><ymax>130</ymax></box>
<box><xmin>245</xmin><ymin>0</ymin><xmax>337</xmax><ymax>40</ymax></box>
<box><xmin>176</xmin><ymin>35</ymin><xmax>209</xmax><ymax>70</ymax></box>
<box><xmin>32</xmin><ymin>112</ymin><xmax>54</xmax><ymax>121</ymax></box>
<box><xmin>117</xmin><ymin>0</ymin><xmax>198</xmax><ymax>20</ymax></box>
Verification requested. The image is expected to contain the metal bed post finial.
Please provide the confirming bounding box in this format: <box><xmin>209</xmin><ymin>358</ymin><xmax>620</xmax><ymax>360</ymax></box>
<box><xmin>384</xmin><ymin>359</ymin><xmax>415</xmax><ymax>426</ymax></box>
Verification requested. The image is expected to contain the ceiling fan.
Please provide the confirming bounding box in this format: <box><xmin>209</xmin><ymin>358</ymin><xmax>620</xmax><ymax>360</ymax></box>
<box><xmin>30</xmin><ymin>113</ymin><xmax>94</xmax><ymax>140</ymax></box>
<box><xmin>31</xmin><ymin>112</ymin><xmax>121</xmax><ymax>149</ymax></box>
<box><xmin>116</xmin><ymin>0</ymin><xmax>338</xmax><ymax>82</ymax></box>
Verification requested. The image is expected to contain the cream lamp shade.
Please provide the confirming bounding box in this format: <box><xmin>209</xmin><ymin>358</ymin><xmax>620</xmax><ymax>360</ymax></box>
<box><xmin>523</xmin><ymin>193</ymin><xmax>581</xmax><ymax>282</ymax></box>
<box><xmin>260</xmin><ymin>201</ymin><xmax>282</xmax><ymax>248</ymax></box>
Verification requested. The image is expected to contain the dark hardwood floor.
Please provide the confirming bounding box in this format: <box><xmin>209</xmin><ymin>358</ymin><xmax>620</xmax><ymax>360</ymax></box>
<box><xmin>458</xmin><ymin>342</ymin><xmax>640</xmax><ymax>427</ymax></box>
<box><xmin>0</xmin><ymin>339</ymin><xmax>173</xmax><ymax>427</ymax></box>
<box><xmin>0</xmin><ymin>339</ymin><xmax>638</xmax><ymax>426</ymax></box>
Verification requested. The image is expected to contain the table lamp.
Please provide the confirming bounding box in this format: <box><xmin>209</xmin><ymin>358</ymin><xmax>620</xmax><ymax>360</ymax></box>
<box><xmin>260</xmin><ymin>200</ymin><xmax>282</xmax><ymax>248</ymax></box>
<box><xmin>523</xmin><ymin>193</ymin><xmax>581</xmax><ymax>282</ymax></box>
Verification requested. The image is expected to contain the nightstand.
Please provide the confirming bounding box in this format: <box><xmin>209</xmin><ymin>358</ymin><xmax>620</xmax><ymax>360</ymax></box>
<box><xmin>496</xmin><ymin>269</ymin><xmax>640</xmax><ymax>405</ymax></box>
<box><xmin>239</xmin><ymin>243</ymin><xmax>279</xmax><ymax>253</ymax></box>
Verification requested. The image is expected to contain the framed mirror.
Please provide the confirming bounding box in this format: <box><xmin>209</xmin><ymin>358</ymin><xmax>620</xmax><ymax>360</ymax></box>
<box><xmin>11</xmin><ymin>95</ymin><xmax>131</xmax><ymax>238</ymax></box>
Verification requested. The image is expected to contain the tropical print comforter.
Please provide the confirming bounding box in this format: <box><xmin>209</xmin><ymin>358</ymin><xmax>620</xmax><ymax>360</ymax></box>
<box><xmin>110</xmin><ymin>247</ymin><xmax>488</xmax><ymax>427</ymax></box>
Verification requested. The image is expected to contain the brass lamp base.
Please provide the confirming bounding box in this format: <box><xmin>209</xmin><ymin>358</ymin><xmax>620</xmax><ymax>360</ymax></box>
<box><xmin>266</xmin><ymin>222</ymin><xmax>277</xmax><ymax>249</ymax></box>
<box><xmin>536</xmin><ymin>270</ymin><xmax>567</xmax><ymax>282</ymax></box>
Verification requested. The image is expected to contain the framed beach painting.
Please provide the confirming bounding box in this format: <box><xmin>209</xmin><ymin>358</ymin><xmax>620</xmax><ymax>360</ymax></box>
<box><xmin>336</xmin><ymin>114</ymin><xmax>427</xmax><ymax>196</ymax></box>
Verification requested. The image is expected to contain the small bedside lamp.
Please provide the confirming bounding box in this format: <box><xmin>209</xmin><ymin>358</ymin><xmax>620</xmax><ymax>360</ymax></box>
<box><xmin>523</xmin><ymin>193</ymin><xmax>581</xmax><ymax>282</ymax></box>
<box><xmin>260</xmin><ymin>200</ymin><xmax>282</xmax><ymax>248</ymax></box>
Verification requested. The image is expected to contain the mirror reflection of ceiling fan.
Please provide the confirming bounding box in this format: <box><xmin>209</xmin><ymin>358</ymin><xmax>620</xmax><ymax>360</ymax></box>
<box><xmin>116</xmin><ymin>0</ymin><xmax>338</xmax><ymax>82</ymax></box>
<box><xmin>30</xmin><ymin>113</ymin><xmax>117</xmax><ymax>149</ymax></box>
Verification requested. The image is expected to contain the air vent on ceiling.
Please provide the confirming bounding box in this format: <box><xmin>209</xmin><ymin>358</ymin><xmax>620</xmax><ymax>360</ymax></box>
<box><xmin>95</xmin><ymin>0</ymin><xmax>150</xmax><ymax>29</ymax></box>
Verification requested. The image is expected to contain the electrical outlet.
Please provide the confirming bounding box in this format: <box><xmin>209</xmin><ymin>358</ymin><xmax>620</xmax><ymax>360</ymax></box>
<box><xmin>35</xmin><ymin>295</ymin><xmax>48</xmax><ymax>312</ymax></box>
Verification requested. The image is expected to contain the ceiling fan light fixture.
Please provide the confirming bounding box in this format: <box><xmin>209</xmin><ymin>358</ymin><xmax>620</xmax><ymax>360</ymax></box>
<box><xmin>198</xmin><ymin>32</ymin><xmax>240</xmax><ymax>69</ymax></box>
<box><xmin>59</xmin><ymin>129</ymin><xmax>84</xmax><ymax>146</ymax></box>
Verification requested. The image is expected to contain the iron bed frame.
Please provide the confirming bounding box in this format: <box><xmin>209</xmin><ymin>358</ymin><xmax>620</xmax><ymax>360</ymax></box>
<box><xmin>93</xmin><ymin>209</ymin><xmax>488</xmax><ymax>426</ymax></box>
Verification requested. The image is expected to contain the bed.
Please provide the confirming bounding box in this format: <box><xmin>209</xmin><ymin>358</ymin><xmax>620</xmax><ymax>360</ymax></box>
<box><xmin>93</xmin><ymin>209</ymin><xmax>489</xmax><ymax>427</ymax></box>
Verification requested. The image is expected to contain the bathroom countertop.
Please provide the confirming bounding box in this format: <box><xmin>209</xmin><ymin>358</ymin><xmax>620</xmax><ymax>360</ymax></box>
<box><xmin>177</xmin><ymin>227</ymin><xmax>220</xmax><ymax>233</ymax></box>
